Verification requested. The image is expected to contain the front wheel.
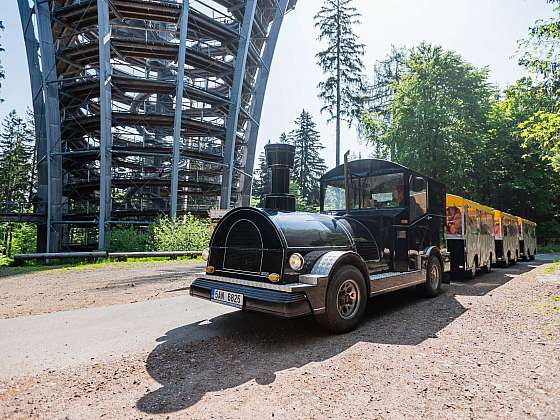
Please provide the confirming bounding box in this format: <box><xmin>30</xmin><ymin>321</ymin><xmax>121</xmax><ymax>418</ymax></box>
<box><xmin>316</xmin><ymin>265</ymin><xmax>367</xmax><ymax>334</ymax></box>
<box><xmin>417</xmin><ymin>256</ymin><xmax>442</xmax><ymax>298</ymax></box>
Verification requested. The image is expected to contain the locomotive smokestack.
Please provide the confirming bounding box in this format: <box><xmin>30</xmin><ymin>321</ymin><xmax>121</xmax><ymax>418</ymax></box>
<box><xmin>264</xmin><ymin>143</ymin><xmax>296</xmax><ymax>212</ymax></box>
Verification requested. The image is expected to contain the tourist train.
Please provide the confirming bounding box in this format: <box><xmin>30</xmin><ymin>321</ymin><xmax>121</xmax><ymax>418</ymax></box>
<box><xmin>190</xmin><ymin>144</ymin><xmax>537</xmax><ymax>333</ymax></box>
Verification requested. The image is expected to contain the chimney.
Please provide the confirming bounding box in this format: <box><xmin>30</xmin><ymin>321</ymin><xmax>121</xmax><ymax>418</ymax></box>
<box><xmin>264</xmin><ymin>143</ymin><xmax>296</xmax><ymax>212</ymax></box>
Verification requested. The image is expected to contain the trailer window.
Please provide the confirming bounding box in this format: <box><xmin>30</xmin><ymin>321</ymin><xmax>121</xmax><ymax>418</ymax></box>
<box><xmin>446</xmin><ymin>206</ymin><xmax>463</xmax><ymax>236</ymax></box>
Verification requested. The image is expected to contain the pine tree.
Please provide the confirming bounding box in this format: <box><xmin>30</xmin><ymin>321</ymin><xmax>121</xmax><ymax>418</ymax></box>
<box><xmin>0</xmin><ymin>20</ymin><xmax>5</xmax><ymax>103</ymax></box>
<box><xmin>315</xmin><ymin>0</ymin><xmax>366</xmax><ymax>166</ymax></box>
<box><xmin>288</xmin><ymin>110</ymin><xmax>327</xmax><ymax>208</ymax></box>
<box><xmin>0</xmin><ymin>111</ymin><xmax>34</xmax><ymax>203</ymax></box>
<box><xmin>252</xmin><ymin>150</ymin><xmax>270</xmax><ymax>206</ymax></box>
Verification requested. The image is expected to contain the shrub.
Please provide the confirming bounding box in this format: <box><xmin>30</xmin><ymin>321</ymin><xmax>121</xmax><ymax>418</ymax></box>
<box><xmin>150</xmin><ymin>215</ymin><xmax>211</xmax><ymax>252</ymax></box>
<box><xmin>109</xmin><ymin>226</ymin><xmax>149</xmax><ymax>252</ymax></box>
<box><xmin>11</xmin><ymin>223</ymin><xmax>37</xmax><ymax>255</ymax></box>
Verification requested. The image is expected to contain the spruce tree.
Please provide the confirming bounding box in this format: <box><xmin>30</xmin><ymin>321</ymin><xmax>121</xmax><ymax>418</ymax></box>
<box><xmin>0</xmin><ymin>21</ymin><xmax>5</xmax><ymax>103</ymax></box>
<box><xmin>315</xmin><ymin>0</ymin><xmax>366</xmax><ymax>166</ymax></box>
<box><xmin>0</xmin><ymin>111</ymin><xmax>34</xmax><ymax>203</ymax></box>
<box><xmin>252</xmin><ymin>150</ymin><xmax>270</xmax><ymax>207</ymax></box>
<box><xmin>288</xmin><ymin>110</ymin><xmax>327</xmax><ymax>208</ymax></box>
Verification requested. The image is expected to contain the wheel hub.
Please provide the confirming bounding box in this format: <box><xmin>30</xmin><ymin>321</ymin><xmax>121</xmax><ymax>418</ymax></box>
<box><xmin>337</xmin><ymin>279</ymin><xmax>360</xmax><ymax>320</ymax></box>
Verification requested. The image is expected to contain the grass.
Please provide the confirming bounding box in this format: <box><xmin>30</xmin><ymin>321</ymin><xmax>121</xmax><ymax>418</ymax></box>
<box><xmin>0</xmin><ymin>256</ymin><xmax>203</xmax><ymax>278</ymax></box>
<box><xmin>545</xmin><ymin>262</ymin><xmax>560</xmax><ymax>274</ymax></box>
<box><xmin>539</xmin><ymin>243</ymin><xmax>560</xmax><ymax>254</ymax></box>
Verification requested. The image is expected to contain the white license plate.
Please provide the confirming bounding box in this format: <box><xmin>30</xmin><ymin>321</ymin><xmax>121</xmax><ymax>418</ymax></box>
<box><xmin>211</xmin><ymin>289</ymin><xmax>244</xmax><ymax>308</ymax></box>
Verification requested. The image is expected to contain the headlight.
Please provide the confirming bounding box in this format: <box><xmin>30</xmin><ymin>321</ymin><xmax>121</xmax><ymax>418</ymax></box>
<box><xmin>202</xmin><ymin>248</ymin><xmax>210</xmax><ymax>261</ymax></box>
<box><xmin>289</xmin><ymin>253</ymin><xmax>305</xmax><ymax>271</ymax></box>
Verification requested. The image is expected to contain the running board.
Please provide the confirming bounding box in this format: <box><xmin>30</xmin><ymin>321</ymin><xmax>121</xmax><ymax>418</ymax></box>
<box><xmin>369</xmin><ymin>270</ymin><xmax>426</xmax><ymax>296</ymax></box>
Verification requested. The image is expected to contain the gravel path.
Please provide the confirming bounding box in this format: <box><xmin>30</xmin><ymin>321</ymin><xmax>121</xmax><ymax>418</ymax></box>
<box><xmin>0</xmin><ymin>261</ymin><xmax>204</xmax><ymax>319</ymax></box>
<box><xmin>1</xmin><ymin>261</ymin><xmax>559</xmax><ymax>419</ymax></box>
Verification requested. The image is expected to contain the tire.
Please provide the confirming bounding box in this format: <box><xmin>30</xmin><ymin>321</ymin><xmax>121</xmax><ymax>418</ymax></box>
<box><xmin>465</xmin><ymin>259</ymin><xmax>477</xmax><ymax>280</ymax></box>
<box><xmin>417</xmin><ymin>256</ymin><xmax>442</xmax><ymax>298</ymax></box>
<box><xmin>316</xmin><ymin>265</ymin><xmax>367</xmax><ymax>334</ymax></box>
<box><xmin>482</xmin><ymin>258</ymin><xmax>492</xmax><ymax>273</ymax></box>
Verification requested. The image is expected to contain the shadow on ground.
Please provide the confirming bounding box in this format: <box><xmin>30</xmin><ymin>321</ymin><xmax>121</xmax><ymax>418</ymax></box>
<box><xmin>136</xmin><ymin>261</ymin><xmax>542</xmax><ymax>414</ymax></box>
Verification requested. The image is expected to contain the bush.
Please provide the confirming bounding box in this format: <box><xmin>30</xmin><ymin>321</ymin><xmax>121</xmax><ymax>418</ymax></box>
<box><xmin>109</xmin><ymin>226</ymin><xmax>149</xmax><ymax>252</ymax></box>
<box><xmin>150</xmin><ymin>215</ymin><xmax>211</xmax><ymax>252</ymax></box>
<box><xmin>11</xmin><ymin>223</ymin><xmax>37</xmax><ymax>255</ymax></box>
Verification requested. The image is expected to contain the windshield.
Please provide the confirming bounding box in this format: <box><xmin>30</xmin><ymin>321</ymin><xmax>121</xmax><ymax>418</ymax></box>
<box><xmin>323</xmin><ymin>173</ymin><xmax>406</xmax><ymax>211</ymax></box>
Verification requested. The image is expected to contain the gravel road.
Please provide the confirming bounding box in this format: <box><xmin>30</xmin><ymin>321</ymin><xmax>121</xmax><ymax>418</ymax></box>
<box><xmin>1</xmin><ymin>260</ymin><xmax>559</xmax><ymax>419</ymax></box>
<box><xmin>0</xmin><ymin>260</ymin><xmax>205</xmax><ymax>319</ymax></box>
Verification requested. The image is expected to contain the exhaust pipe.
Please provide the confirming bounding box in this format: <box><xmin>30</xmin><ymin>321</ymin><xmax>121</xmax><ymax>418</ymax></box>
<box><xmin>264</xmin><ymin>143</ymin><xmax>296</xmax><ymax>212</ymax></box>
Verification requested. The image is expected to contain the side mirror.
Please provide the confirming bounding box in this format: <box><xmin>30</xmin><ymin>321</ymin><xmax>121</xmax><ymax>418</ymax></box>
<box><xmin>412</xmin><ymin>177</ymin><xmax>426</xmax><ymax>192</ymax></box>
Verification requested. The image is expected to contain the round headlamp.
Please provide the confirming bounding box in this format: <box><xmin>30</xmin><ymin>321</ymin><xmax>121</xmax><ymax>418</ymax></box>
<box><xmin>289</xmin><ymin>253</ymin><xmax>305</xmax><ymax>271</ymax></box>
<box><xmin>202</xmin><ymin>248</ymin><xmax>210</xmax><ymax>261</ymax></box>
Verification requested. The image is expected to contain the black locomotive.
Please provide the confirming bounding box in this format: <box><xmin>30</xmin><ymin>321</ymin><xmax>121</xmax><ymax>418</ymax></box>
<box><xmin>191</xmin><ymin>144</ymin><xmax>450</xmax><ymax>333</ymax></box>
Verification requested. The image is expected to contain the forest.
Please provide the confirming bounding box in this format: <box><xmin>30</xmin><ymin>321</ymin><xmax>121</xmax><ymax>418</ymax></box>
<box><xmin>0</xmin><ymin>0</ymin><xmax>559</xmax><ymax>258</ymax></box>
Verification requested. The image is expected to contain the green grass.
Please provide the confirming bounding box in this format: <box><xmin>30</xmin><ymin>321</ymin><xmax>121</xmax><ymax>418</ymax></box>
<box><xmin>0</xmin><ymin>256</ymin><xmax>203</xmax><ymax>278</ymax></box>
<box><xmin>545</xmin><ymin>262</ymin><xmax>560</xmax><ymax>274</ymax></box>
<box><xmin>539</xmin><ymin>243</ymin><xmax>560</xmax><ymax>253</ymax></box>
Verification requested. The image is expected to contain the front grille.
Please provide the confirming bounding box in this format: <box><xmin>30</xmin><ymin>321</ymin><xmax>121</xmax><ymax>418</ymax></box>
<box><xmin>224</xmin><ymin>220</ymin><xmax>263</xmax><ymax>273</ymax></box>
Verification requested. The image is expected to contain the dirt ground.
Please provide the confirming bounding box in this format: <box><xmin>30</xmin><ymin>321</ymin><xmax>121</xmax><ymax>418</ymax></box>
<box><xmin>0</xmin><ymin>260</ymin><xmax>204</xmax><ymax>319</ymax></box>
<box><xmin>1</xmin><ymin>261</ymin><xmax>559</xmax><ymax>419</ymax></box>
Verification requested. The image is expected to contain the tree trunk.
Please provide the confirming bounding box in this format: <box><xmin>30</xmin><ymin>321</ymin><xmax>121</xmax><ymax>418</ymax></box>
<box><xmin>336</xmin><ymin>0</ymin><xmax>341</xmax><ymax>168</ymax></box>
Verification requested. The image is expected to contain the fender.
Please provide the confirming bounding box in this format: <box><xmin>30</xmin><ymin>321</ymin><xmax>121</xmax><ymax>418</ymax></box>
<box><xmin>423</xmin><ymin>246</ymin><xmax>451</xmax><ymax>282</ymax></box>
<box><xmin>300</xmin><ymin>251</ymin><xmax>370</xmax><ymax>315</ymax></box>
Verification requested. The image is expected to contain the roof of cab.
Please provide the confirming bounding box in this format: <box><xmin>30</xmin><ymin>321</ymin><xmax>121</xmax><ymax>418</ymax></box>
<box><xmin>321</xmin><ymin>159</ymin><xmax>444</xmax><ymax>187</ymax></box>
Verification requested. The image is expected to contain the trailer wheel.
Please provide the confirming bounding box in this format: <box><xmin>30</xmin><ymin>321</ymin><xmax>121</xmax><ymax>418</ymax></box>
<box><xmin>482</xmin><ymin>258</ymin><xmax>492</xmax><ymax>273</ymax></box>
<box><xmin>417</xmin><ymin>256</ymin><xmax>442</xmax><ymax>298</ymax></box>
<box><xmin>316</xmin><ymin>265</ymin><xmax>367</xmax><ymax>334</ymax></box>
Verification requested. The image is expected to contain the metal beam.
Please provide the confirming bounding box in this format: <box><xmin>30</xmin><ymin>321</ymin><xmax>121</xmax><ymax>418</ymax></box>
<box><xmin>34</xmin><ymin>0</ymin><xmax>63</xmax><ymax>253</ymax></box>
<box><xmin>220</xmin><ymin>0</ymin><xmax>258</xmax><ymax>209</ymax></box>
<box><xmin>171</xmin><ymin>0</ymin><xmax>190</xmax><ymax>220</ymax></box>
<box><xmin>241</xmin><ymin>0</ymin><xmax>290</xmax><ymax>206</ymax></box>
<box><xmin>17</xmin><ymin>0</ymin><xmax>48</xmax><ymax>251</ymax></box>
<box><xmin>97</xmin><ymin>0</ymin><xmax>113</xmax><ymax>250</ymax></box>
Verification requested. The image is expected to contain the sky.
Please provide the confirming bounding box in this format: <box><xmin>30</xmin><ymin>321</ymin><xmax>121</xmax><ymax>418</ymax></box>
<box><xmin>0</xmin><ymin>0</ymin><xmax>556</xmax><ymax>170</ymax></box>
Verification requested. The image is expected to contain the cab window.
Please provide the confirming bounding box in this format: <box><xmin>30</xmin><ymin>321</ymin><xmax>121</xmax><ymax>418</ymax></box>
<box><xmin>409</xmin><ymin>175</ymin><xmax>427</xmax><ymax>220</ymax></box>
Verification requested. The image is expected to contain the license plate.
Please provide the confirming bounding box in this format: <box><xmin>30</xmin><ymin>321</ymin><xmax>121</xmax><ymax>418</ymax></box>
<box><xmin>211</xmin><ymin>289</ymin><xmax>244</xmax><ymax>308</ymax></box>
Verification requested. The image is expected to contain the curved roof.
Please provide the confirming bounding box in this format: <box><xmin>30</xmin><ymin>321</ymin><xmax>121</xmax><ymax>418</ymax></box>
<box><xmin>321</xmin><ymin>159</ymin><xmax>412</xmax><ymax>183</ymax></box>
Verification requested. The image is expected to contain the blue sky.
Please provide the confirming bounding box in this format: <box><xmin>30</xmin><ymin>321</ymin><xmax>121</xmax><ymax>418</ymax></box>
<box><xmin>0</xmin><ymin>0</ymin><xmax>555</xmax><ymax>169</ymax></box>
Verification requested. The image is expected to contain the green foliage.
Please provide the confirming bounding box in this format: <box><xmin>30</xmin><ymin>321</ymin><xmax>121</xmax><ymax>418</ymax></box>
<box><xmin>252</xmin><ymin>151</ymin><xmax>270</xmax><ymax>206</ymax></box>
<box><xmin>149</xmin><ymin>215</ymin><xmax>211</xmax><ymax>252</ymax></box>
<box><xmin>109</xmin><ymin>226</ymin><xmax>149</xmax><ymax>252</ymax></box>
<box><xmin>288</xmin><ymin>110</ymin><xmax>327</xmax><ymax>207</ymax></box>
<box><xmin>0</xmin><ymin>111</ymin><xmax>35</xmax><ymax>203</ymax></box>
<box><xmin>521</xmin><ymin>111</ymin><xmax>560</xmax><ymax>172</ymax></box>
<box><xmin>364</xmin><ymin>43</ymin><xmax>494</xmax><ymax>194</ymax></box>
<box><xmin>11</xmin><ymin>223</ymin><xmax>36</xmax><ymax>255</ymax></box>
<box><xmin>518</xmin><ymin>0</ymin><xmax>560</xmax><ymax>90</ymax></box>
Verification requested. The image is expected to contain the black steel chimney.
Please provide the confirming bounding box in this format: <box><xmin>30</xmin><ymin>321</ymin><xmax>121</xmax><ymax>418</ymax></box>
<box><xmin>264</xmin><ymin>143</ymin><xmax>296</xmax><ymax>212</ymax></box>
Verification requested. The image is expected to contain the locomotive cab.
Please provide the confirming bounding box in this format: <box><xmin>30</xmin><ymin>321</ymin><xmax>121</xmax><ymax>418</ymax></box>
<box><xmin>191</xmin><ymin>146</ymin><xmax>451</xmax><ymax>333</ymax></box>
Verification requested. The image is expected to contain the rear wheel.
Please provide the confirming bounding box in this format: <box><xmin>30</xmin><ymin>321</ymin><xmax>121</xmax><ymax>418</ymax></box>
<box><xmin>417</xmin><ymin>256</ymin><xmax>442</xmax><ymax>297</ymax></box>
<box><xmin>316</xmin><ymin>265</ymin><xmax>367</xmax><ymax>334</ymax></box>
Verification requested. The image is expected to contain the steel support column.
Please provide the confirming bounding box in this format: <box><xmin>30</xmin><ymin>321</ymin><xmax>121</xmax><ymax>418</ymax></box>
<box><xmin>34</xmin><ymin>0</ymin><xmax>62</xmax><ymax>253</ymax></box>
<box><xmin>170</xmin><ymin>0</ymin><xmax>190</xmax><ymax>220</ymax></box>
<box><xmin>220</xmin><ymin>0</ymin><xmax>258</xmax><ymax>209</ymax></box>
<box><xmin>241</xmin><ymin>0</ymin><xmax>290</xmax><ymax>206</ymax></box>
<box><xmin>18</xmin><ymin>0</ymin><xmax>48</xmax><ymax>251</ymax></box>
<box><xmin>97</xmin><ymin>0</ymin><xmax>113</xmax><ymax>250</ymax></box>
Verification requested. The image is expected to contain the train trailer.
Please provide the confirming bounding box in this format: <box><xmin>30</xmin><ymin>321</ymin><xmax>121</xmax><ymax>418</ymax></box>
<box><xmin>190</xmin><ymin>144</ymin><xmax>451</xmax><ymax>333</ymax></box>
<box><xmin>517</xmin><ymin>217</ymin><xmax>537</xmax><ymax>261</ymax></box>
<box><xmin>446</xmin><ymin>194</ymin><xmax>495</xmax><ymax>278</ymax></box>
